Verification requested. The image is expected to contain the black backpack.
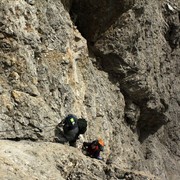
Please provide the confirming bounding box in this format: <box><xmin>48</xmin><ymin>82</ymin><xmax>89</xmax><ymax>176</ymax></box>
<box><xmin>77</xmin><ymin>118</ymin><xmax>87</xmax><ymax>134</ymax></box>
<box><xmin>63</xmin><ymin>114</ymin><xmax>78</xmax><ymax>132</ymax></box>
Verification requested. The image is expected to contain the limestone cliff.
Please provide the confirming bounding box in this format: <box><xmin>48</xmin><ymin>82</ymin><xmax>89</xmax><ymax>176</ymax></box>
<box><xmin>0</xmin><ymin>0</ymin><xmax>179</xmax><ymax>179</ymax></box>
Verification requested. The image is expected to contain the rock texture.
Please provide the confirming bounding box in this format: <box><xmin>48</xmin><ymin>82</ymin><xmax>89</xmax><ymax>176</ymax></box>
<box><xmin>1</xmin><ymin>140</ymin><xmax>159</xmax><ymax>180</ymax></box>
<box><xmin>0</xmin><ymin>0</ymin><xmax>180</xmax><ymax>179</ymax></box>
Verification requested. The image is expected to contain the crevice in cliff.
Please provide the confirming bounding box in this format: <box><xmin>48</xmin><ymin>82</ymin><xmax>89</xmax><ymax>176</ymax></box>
<box><xmin>70</xmin><ymin>0</ymin><xmax>135</xmax><ymax>42</ymax></box>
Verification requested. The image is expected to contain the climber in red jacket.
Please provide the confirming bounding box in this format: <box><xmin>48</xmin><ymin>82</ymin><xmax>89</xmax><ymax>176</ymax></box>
<box><xmin>82</xmin><ymin>139</ymin><xmax>105</xmax><ymax>160</ymax></box>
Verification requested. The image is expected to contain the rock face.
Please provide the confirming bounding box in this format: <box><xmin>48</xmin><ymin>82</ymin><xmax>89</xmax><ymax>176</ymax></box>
<box><xmin>0</xmin><ymin>0</ymin><xmax>179</xmax><ymax>180</ymax></box>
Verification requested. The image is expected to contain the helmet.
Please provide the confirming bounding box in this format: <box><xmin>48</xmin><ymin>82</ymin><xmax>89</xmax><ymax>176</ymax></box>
<box><xmin>98</xmin><ymin>138</ymin><xmax>105</xmax><ymax>147</ymax></box>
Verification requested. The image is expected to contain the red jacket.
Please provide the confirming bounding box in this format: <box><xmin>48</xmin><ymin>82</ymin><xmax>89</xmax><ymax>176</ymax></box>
<box><xmin>83</xmin><ymin>141</ymin><xmax>101</xmax><ymax>159</ymax></box>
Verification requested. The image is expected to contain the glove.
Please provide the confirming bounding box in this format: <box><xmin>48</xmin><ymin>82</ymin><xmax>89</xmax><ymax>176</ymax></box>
<box><xmin>97</xmin><ymin>156</ymin><xmax>103</xmax><ymax>160</ymax></box>
<box><xmin>58</xmin><ymin>121</ymin><xmax>64</xmax><ymax>127</ymax></box>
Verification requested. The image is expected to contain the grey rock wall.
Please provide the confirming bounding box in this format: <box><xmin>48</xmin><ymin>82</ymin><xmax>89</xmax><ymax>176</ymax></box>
<box><xmin>0</xmin><ymin>0</ymin><xmax>179</xmax><ymax>179</ymax></box>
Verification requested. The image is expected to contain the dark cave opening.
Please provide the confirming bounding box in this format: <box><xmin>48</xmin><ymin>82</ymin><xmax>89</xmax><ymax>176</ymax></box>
<box><xmin>69</xmin><ymin>0</ymin><xmax>134</xmax><ymax>43</ymax></box>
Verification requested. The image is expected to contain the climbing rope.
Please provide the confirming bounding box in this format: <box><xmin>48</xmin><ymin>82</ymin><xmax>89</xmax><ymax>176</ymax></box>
<box><xmin>0</xmin><ymin>124</ymin><xmax>57</xmax><ymax>133</ymax></box>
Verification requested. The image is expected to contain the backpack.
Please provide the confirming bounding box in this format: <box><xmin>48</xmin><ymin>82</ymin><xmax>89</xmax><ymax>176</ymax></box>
<box><xmin>63</xmin><ymin>114</ymin><xmax>78</xmax><ymax>132</ymax></box>
<box><xmin>77</xmin><ymin>118</ymin><xmax>87</xmax><ymax>134</ymax></box>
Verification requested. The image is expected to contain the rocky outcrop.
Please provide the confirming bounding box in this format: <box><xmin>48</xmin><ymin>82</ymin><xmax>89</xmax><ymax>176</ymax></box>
<box><xmin>0</xmin><ymin>140</ymin><xmax>159</xmax><ymax>180</ymax></box>
<box><xmin>0</xmin><ymin>0</ymin><xmax>180</xmax><ymax>179</ymax></box>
